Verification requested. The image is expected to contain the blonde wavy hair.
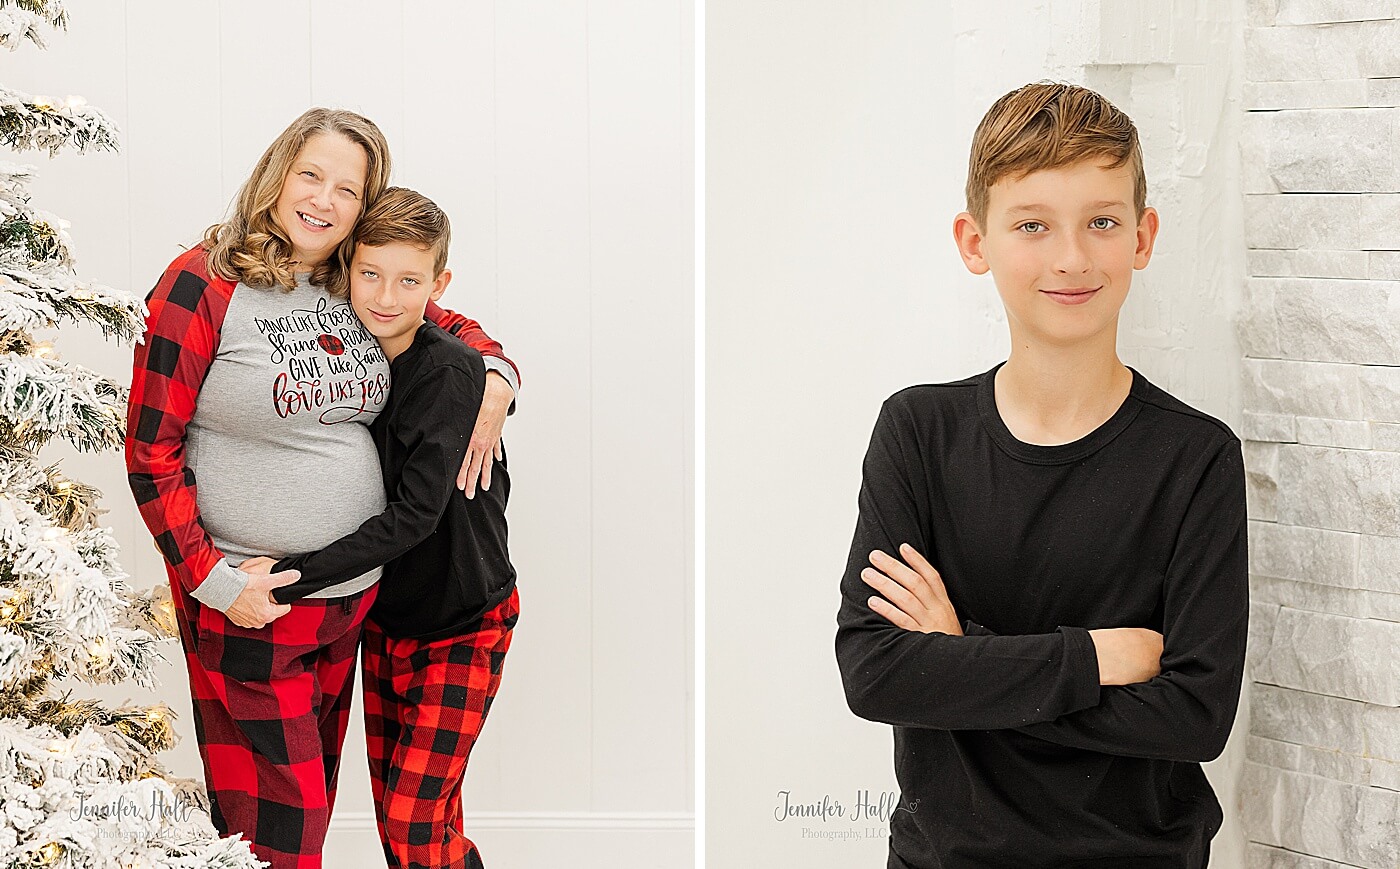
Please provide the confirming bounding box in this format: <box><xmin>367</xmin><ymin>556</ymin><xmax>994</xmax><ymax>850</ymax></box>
<box><xmin>203</xmin><ymin>108</ymin><xmax>392</xmax><ymax>291</ymax></box>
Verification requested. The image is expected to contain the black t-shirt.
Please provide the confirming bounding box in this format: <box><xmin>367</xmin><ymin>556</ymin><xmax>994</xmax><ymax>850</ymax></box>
<box><xmin>836</xmin><ymin>364</ymin><xmax>1248</xmax><ymax>869</ymax></box>
<box><xmin>274</xmin><ymin>321</ymin><xmax>516</xmax><ymax>640</ymax></box>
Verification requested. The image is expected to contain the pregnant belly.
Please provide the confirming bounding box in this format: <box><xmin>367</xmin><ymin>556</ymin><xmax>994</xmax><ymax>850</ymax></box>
<box><xmin>190</xmin><ymin>448</ymin><xmax>387</xmax><ymax>561</ymax></box>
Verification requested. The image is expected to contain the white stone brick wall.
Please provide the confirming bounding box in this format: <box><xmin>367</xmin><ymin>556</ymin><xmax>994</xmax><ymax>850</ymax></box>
<box><xmin>1243</xmin><ymin>5</ymin><xmax>1400</xmax><ymax>867</ymax></box>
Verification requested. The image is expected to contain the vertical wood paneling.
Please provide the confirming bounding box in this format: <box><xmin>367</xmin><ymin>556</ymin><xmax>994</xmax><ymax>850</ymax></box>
<box><xmin>217</xmin><ymin>1</ymin><xmax>313</xmax><ymax>208</ymax></box>
<box><xmin>124</xmin><ymin>1</ymin><xmax>224</xmax><ymax>280</ymax></box>
<box><xmin>307</xmin><ymin>1</ymin><xmax>407</xmax><ymax>159</ymax></box>
<box><xmin>400</xmin><ymin>1</ymin><xmax>501</xmax><ymax>327</ymax></box>
<box><xmin>478</xmin><ymin>0</ymin><xmax>596</xmax><ymax>810</ymax></box>
<box><xmin>586</xmin><ymin>0</ymin><xmax>692</xmax><ymax>810</ymax></box>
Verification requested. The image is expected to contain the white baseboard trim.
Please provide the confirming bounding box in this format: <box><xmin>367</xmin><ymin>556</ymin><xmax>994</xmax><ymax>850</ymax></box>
<box><xmin>324</xmin><ymin>812</ymin><xmax>696</xmax><ymax>868</ymax></box>
<box><xmin>328</xmin><ymin>810</ymin><xmax>694</xmax><ymax>833</ymax></box>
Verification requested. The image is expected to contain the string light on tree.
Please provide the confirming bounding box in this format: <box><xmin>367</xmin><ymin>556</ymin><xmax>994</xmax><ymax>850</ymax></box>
<box><xmin>36</xmin><ymin>841</ymin><xmax>66</xmax><ymax>865</ymax></box>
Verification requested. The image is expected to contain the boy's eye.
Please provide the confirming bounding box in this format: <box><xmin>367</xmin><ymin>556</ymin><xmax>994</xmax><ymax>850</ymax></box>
<box><xmin>1017</xmin><ymin>221</ymin><xmax>1045</xmax><ymax>234</ymax></box>
<box><xmin>1090</xmin><ymin>217</ymin><xmax>1118</xmax><ymax>230</ymax></box>
<box><xmin>402</xmin><ymin>278</ymin><xmax>419</xmax><ymax>286</ymax></box>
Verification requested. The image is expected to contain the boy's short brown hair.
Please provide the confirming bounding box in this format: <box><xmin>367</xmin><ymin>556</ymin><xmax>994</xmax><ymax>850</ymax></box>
<box><xmin>335</xmin><ymin>186</ymin><xmax>451</xmax><ymax>294</ymax></box>
<box><xmin>965</xmin><ymin>82</ymin><xmax>1146</xmax><ymax>227</ymax></box>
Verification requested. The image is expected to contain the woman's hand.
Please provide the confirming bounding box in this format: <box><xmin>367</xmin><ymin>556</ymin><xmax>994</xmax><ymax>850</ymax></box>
<box><xmin>457</xmin><ymin>371</ymin><xmax>513</xmax><ymax>498</ymax></box>
<box><xmin>238</xmin><ymin>556</ymin><xmax>277</xmax><ymax>575</ymax></box>
<box><xmin>224</xmin><ymin>566</ymin><xmax>300</xmax><ymax>629</ymax></box>
<box><xmin>861</xmin><ymin>544</ymin><xmax>964</xmax><ymax>636</ymax></box>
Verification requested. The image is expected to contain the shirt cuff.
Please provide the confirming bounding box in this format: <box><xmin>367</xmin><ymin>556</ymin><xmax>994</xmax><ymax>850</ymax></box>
<box><xmin>483</xmin><ymin>357</ymin><xmax>520</xmax><ymax>413</ymax></box>
<box><xmin>1057</xmin><ymin>625</ymin><xmax>1103</xmax><ymax>712</ymax></box>
<box><xmin>189</xmin><ymin>560</ymin><xmax>249</xmax><ymax>613</ymax></box>
<box><xmin>962</xmin><ymin>619</ymin><xmax>997</xmax><ymax>636</ymax></box>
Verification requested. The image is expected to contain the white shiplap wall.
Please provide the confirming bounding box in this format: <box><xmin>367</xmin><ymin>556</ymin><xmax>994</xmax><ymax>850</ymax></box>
<box><xmin>6</xmin><ymin>3</ymin><xmax>693</xmax><ymax>867</ymax></box>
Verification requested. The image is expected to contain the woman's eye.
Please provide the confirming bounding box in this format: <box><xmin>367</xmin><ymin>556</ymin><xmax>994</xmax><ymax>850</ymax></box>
<box><xmin>1090</xmin><ymin>217</ymin><xmax>1118</xmax><ymax>230</ymax></box>
<box><xmin>301</xmin><ymin>170</ymin><xmax>317</xmax><ymax>179</ymax></box>
<box><xmin>340</xmin><ymin>187</ymin><xmax>359</xmax><ymax>199</ymax></box>
<box><xmin>1018</xmin><ymin>222</ymin><xmax>1045</xmax><ymax>234</ymax></box>
<box><xmin>361</xmin><ymin>270</ymin><xmax>377</xmax><ymax>279</ymax></box>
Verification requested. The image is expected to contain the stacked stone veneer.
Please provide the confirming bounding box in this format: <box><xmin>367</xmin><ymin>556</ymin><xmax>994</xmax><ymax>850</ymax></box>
<box><xmin>1240</xmin><ymin>3</ymin><xmax>1400</xmax><ymax>867</ymax></box>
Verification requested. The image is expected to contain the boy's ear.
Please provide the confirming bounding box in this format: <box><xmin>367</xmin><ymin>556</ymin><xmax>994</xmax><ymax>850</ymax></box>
<box><xmin>430</xmin><ymin>268</ymin><xmax>452</xmax><ymax>302</ymax></box>
<box><xmin>1133</xmin><ymin>207</ymin><xmax>1160</xmax><ymax>271</ymax></box>
<box><xmin>952</xmin><ymin>212</ymin><xmax>990</xmax><ymax>276</ymax></box>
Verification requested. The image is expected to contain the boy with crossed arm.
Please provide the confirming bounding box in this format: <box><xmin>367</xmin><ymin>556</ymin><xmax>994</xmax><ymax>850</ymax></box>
<box><xmin>837</xmin><ymin>83</ymin><xmax>1247</xmax><ymax>868</ymax></box>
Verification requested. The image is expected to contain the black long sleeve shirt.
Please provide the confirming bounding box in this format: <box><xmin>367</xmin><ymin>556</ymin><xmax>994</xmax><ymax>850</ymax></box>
<box><xmin>272</xmin><ymin>321</ymin><xmax>516</xmax><ymax>640</ymax></box>
<box><xmin>836</xmin><ymin>364</ymin><xmax>1248</xmax><ymax>869</ymax></box>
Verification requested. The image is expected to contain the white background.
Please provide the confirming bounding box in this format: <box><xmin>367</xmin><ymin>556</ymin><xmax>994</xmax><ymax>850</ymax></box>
<box><xmin>707</xmin><ymin>1</ymin><xmax>1247</xmax><ymax>866</ymax></box>
<box><xmin>10</xmin><ymin>2</ymin><xmax>694</xmax><ymax>866</ymax></box>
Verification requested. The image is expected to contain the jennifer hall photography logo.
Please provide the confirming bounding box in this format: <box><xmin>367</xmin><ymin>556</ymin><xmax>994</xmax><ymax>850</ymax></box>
<box><xmin>772</xmin><ymin>788</ymin><xmax>918</xmax><ymax>842</ymax></box>
<box><xmin>69</xmin><ymin>788</ymin><xmax>200</xmax><ymax>836</ymax></box>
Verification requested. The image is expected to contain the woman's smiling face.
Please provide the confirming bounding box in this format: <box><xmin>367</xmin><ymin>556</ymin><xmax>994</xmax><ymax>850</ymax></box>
<box><xmin>273</xmin><ymin>132</ymin><xmax>369</xmax><ymax>270</ymax></box>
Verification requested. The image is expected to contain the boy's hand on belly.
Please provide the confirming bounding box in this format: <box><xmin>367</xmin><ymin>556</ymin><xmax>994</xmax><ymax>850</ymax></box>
<box><xmin>862</xmin><ymin>544</ymin><xmax>964</xmax><ymax>636</ymax></box>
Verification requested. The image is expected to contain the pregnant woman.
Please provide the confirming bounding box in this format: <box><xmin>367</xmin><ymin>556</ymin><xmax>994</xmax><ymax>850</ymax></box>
<box><xmin>125</xmin><ymin>108</ymin><xmax>519</xmax><ymax>868</ymax></box>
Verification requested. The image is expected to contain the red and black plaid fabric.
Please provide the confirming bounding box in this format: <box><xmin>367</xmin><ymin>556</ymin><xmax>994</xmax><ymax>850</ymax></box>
<box><xmin>361</xmin><ymin>588</ymin><xmax>520</xmax><ymax>869</ymax></box>
<box><xmin>179</xmin><ymin>580</ymin><xmax>377</xmax><ymax>869</ymax></box>
<box><xmin>125</xmin><ymin>247</ymin><xmax>236</xmax><ymax>594</ymax></box>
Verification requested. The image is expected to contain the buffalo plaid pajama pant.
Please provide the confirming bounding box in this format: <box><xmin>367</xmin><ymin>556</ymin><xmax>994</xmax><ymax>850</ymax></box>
<box><xmin>173</xmin><ymin>574</ymin><xmax>377</xmax><ymax>869</ymax></box>
<box><xmin>361</xmin><ymin>587</ymin><xmax>520</xmax><ymax>869</ymax></box>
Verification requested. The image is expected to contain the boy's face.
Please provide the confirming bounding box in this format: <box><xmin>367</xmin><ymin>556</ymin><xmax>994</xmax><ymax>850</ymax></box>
<box><xmin>349</xmin><ymin>241</ymin><xmax>451</xmax><ymax>347</ymax></box>
<box><xmin>953</xmin><ymin>159</ymin><xmax>1159</xmax><ymax>348</ymax></box>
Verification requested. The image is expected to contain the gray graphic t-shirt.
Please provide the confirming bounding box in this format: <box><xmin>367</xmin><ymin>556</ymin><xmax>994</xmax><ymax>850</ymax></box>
<box><xmin>186</xmin><ymin>274</ymin><xmax>390</xmax><ymax>605</ymax></box>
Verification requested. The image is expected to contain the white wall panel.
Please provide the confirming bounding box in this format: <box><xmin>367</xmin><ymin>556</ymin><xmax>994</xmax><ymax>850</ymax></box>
<box><xmin>308</xmin><ymin>0</ymin><xmax>407</xmax><ymax>154</ymax></box>
<box><xmin>489</xmin><ymin>0</ymin><xmax>596</xmax><ymax>812</ymax></box>
<box><xmin>218</xmin><ymin>1</ymin><xmax>314</xmax><ymax>206</ymax></box>
<box><xmin>399</xmin><ymin>2</ymin><xmax>500</xmax><ymax>325</ymax></box>
<box><xmin>587</xmin><ymin>0</ymin><xmax>693</xmax><ymax>811</ymax></box>
<box><xmin>8</xmin><ymin>2</ymin><xmax>693</xmax><ymax>866</ymax></box>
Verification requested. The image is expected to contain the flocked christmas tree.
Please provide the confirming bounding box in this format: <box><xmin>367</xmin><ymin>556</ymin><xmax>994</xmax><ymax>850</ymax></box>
<box><xmin>0</xmin><ymin>3</ymin><xmax>260</xmax><ymax>866</ymax></box>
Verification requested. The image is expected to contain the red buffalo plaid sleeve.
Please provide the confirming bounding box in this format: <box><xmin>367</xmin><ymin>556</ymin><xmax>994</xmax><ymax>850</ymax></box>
<box><xmin>125</xmin><ymin>247</ymin><xmax>236</xmax><ymax>596</ymax></box>
<box><xmin>426</xmin><ymin>301</ymin><xmax>520</xmax><ymax>392</ymax></box>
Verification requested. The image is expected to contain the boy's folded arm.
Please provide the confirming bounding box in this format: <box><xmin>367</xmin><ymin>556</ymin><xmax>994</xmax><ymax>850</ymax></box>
<box><xmin>1003</xmin><ymin>443</ymin><xmax>1250</xmax><ymax>762</ymax></box>
<box><xmin>836</xmin><ymin>400</ymin><xmax>1103</xmax><ymax>730</ymax></box>
<box><xmin>270</xmin><ymin>360</ymin><xmax>486</xmax><ymax>603</ymax></box>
